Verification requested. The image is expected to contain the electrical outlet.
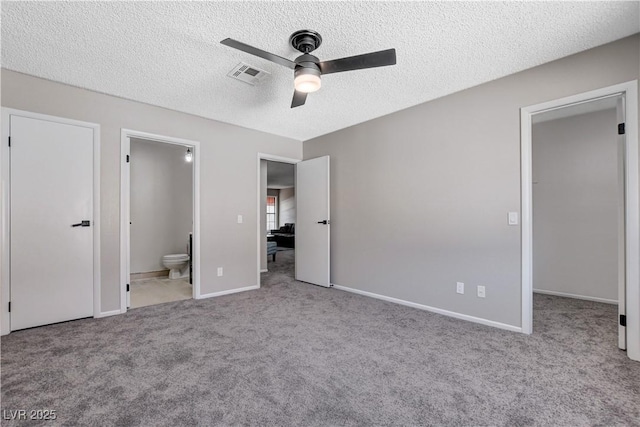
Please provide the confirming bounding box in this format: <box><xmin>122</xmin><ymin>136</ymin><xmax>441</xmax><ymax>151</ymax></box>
<box><xmin>237</xmin><ymin>215</ymin><xmax>243</xmax><ymax>224</ymax></box>
<box><xmin>217</xmin><ymin>267</ymin><xmax>223</xmax><ymax>277</ymax></box>
<box><xmin>456</xmin><ymin>282</ymin><xmax>464</xmax><ymax>294</ymax></box>
<box><xmin>477</xmin><ymin>285</ymin><xmax>486</xmax><ymax>298</ymax></box>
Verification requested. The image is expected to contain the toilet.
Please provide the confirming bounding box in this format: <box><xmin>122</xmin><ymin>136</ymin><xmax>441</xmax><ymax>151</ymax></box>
<box><xmin>162</xmin><ymin>254</ymin><xmax>190</xmax><ymax>279</ymax></box>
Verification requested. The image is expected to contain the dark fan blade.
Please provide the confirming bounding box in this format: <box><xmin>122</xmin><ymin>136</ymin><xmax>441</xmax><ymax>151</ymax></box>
<box><xmin>220</xmin><ymin>38</ymin><xmax>295</xmax><ymax>69</ymax></box>
<box><xmin>319</xmin><ymin>48</ymin><xmax>396</xmax><ymax>75</ymax></box>
<box><xmin>291</xmin><ymin>90</ymin><xmax>307</xmax><ymax>108</ymax></box>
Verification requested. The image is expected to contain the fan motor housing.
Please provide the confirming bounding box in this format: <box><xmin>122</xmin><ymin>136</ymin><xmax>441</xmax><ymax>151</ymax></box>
<box><xmin>294</xmin><ymin>54</ymin><xmax>321</xmax><ymax>76</ymax></box>
<box><xmin>294</xmin><ymin>64</ymin><xmax>321</xmax><ymax>79</ymax></box>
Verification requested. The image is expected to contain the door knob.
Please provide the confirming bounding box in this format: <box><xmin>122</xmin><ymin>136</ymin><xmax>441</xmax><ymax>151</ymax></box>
<box><xmin>71</xmin><ymin>220</ymin><xmax>91</xmax><ymax>227</ymax></box>
<box><xmin>317</xmin><ymin>220</ymin><xmax>330</xmax><ymax>225</ymax></box>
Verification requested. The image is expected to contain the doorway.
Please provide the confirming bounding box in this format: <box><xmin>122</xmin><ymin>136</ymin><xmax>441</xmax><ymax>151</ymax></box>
<box><xmin>256</xmin><ymin>153</ymin><xmax>331</xmax><ymax>289</ymax></box>
<box><xmin>1</xmin><ymin>109</ymin><xmax>101</xmax><ymax>333</ymax></box>
<box><xmin>258</xmin><ymin>156</ymin><xmax>298</xmax><ymax>286</ymax></box>
<box><xmin>521</xmin><ymin>80</ymin><xmax>639</xmax><ymax>361</ymax></box>
<box><xmin>120</xmin><ymin>130</ymin><xmax>201</xmax><ymax>312</ymax></box>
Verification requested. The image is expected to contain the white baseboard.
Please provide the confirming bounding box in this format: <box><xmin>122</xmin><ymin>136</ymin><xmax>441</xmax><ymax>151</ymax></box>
<box><xmin>332</xmin><ymin>284</ymin><xmax>522</xmax><ymax>333</ymax></box>
<box><xmin>260</xmin><ymin>269</ymin><xmax>268</xmax><ymax>273</ymax></box>
<box><xmin>533</xmin><ymin>289</ymin><xmax>618</xmax><ymax>305</ymax></box>
<box><xmin>96</xmin><ymin>309</ymin><xmax>122</xmax><ymax>318</ymax></box>
<box><xmin>198</xmin><ymin>285</ymin><xmax>259</xmax><ymax>300</ymax></box>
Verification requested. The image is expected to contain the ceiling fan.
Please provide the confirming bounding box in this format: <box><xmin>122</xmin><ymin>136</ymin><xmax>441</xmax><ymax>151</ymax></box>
<box><xmin>220</xmin><ymin>30</ymin><xmax>396</xmax><ymax>108</ymax></box>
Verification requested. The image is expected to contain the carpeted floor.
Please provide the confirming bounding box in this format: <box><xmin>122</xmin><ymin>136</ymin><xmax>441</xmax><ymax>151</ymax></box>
<box><xmin>2</xmin><ymin>249</ymin><xmax>639</xmax><ymax>426</ymax></box>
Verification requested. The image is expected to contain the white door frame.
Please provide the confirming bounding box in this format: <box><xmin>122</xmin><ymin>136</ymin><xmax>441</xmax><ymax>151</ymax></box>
<box><xmin>120</xmin><ymin>129</ymin><xmax>201</xmax><ymax>312</ymax></box>
<box><xmin>1</xmin><ymin>108</ymin><xmax>101</xmax><ymax>335</ymax></box>
<box><xmin>520</xmin><ymin>80</ymin><xmax>639</xmax><ymax>361</ymax></box>
<box><xmin>256</xmin><ymin>153</ymin><xmax>301</xmax><ymax>285</ymax></box>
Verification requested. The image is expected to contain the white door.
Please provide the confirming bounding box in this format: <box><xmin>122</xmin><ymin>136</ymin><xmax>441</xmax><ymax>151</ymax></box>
<box><xmin>295</xmin><ymin>156</ymin><xmax>330</xmax><ymax>287</ymax></box>
<box><xmin>10</xmin><ymin>115</ymin><xmax>94</xmax><ymax>330</ymax></box>
<box><xmin>617</xmin><ymin>95</ymin><xmax>627</xmax><ymax>350</ymax></box>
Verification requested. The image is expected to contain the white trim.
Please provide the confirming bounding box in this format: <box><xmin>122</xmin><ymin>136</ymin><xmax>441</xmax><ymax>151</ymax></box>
<box><xmin>120</xmin><ymin>135</ymin><xmax>130</xmax><ymax>313</ymax></box>
<box><xmin>96</xmin><ymin>309</ymin><xmax>121</xmax><ymax>318</ymax></box>
<box><xmin>197</xmin><ymin>285</ymin><xmax>259</xmax><ymax>299</ymax></box>
<box><xmin>120</xmin><ymin>129</ymin><xmax>201</xmax><ymax>314</ymax></box>
<box><xmin>260</xmin><ymin>269</ymin><xmax>268</xmax><ymax>273</ymax></box>
<box><xmin>256</xmin><ymin>153</ymin><xmax>301</xmax><ymax>289</ymax></box>
<box><xmin>1</xmin><ymin>110</ymin><xmax>10</xmax><ymax>336</ymax></box>
<box><xmin>0</xmin><ymin>108</ymin><xmax>101</xmax><ymax>335</ymax></box>
<box><xmin>521</xmin><ymin>80</ymin><xmax>639</xmax><ymax>361</ymax></box>
<box><xmin>332</xmin><ymin>284</ymin><xmax>522</xmax><ymax>333</ymax></box>
<box><xmin>533</xmin><ymin>289</ymin><xmax>618</xmax><ymax>305</ymax></box>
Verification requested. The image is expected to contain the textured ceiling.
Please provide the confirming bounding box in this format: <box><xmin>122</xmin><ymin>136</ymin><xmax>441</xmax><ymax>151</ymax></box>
<box><xmin>2</xmin><ymin>2</ymin><xmax>638</xmax><ymax>141</ymax></box>
<box><xmin>267</xmin><ymin>161</ymin><xmax>295</xmax><ymax>189</ymax></box>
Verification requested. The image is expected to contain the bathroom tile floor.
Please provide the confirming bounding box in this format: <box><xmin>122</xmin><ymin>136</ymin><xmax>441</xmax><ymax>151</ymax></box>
<box><xmin>130</xmin><ymin>277</ymin><xmax>192</xmax><ymax>309</ymax></box>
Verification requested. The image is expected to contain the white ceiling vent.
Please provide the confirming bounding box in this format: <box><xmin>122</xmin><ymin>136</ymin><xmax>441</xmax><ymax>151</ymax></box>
<box><xmin>227</xmin><ymin>62</ymin><xmax>270</xmax><ymax>86</ymax></box>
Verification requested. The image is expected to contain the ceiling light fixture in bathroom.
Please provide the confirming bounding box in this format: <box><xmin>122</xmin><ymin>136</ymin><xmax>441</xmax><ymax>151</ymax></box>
<box><xmin>185</xmin><ymin>148</ymin><xmax>193</xmax><ymax>162</ymax></box>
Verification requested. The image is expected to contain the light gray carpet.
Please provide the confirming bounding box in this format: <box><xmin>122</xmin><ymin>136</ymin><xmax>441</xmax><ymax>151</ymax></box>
<box><xmin>2</xmin><ymin>250</ymin><xmax>639</xmax><ymax>426</ymax></box>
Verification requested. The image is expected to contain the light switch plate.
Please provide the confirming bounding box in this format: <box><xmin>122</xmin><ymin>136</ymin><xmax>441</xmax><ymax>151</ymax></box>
<box><xmin>456</xmin><ymin>282</ymin><xmax>464</xmax><ymax>294</ymax></box>
<box><xmin>508</xmin><ymin>212</ymin><xmax>518</xmax><ymax>225</ymax></box>
<box><xmin>237</xmin><ymin>215</ymin><xmax>243</xmax><ymax>224</ymax></box>
<box><xmin>217</xmin><ymin>267</ymin><xmax>223</xmax><ymax>277</ymax></box>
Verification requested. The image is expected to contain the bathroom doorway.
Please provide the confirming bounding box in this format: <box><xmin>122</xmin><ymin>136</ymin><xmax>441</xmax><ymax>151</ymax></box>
<box><xmin>120</xmin><ymin>130</ymin><xmax>201</xmax><ymax>311</ymax></box>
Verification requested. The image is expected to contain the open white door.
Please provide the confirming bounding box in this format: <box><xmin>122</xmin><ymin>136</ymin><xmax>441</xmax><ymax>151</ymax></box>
<box><xmin>617</xmin><ymin>95</ymin><xmax>627</xmax><ymax>350</ymax></box>
<box><xmin>296</xmin><ymin>156</ymin><xmax>330</xmax><ymax>287</ymax></box>
<box><xmin>10</xmin><ymin>115</ymin><xmax>95</xmax><ymax>330</ymax></box>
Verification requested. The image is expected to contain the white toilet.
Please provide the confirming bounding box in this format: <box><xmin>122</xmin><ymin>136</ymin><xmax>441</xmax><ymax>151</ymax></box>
<box><xmin>162</xmin><ymin>253</ymin><xmax>190</xmax><ymax>279</ymax></box>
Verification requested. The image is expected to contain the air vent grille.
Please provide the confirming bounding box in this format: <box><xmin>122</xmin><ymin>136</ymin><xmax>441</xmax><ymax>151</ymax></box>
<box><xmin>227</xmin><ymin>63</ymin><xmax>270</xmax><ymax>85</ymax></box>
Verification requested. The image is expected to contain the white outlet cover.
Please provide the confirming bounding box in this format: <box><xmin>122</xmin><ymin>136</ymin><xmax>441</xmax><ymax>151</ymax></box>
<box><xmin>217</xmin><ymin>267</ymin><xmax>223</xmax><ymax>277</ymax></box>
<box><xmin>456</xmin><ymin>282</ymin><xmax>464</xmax><ymax>294</ymax></box>
<box><xmin>477</xmin><ymin>285</ymin><xmax>486</xmax><ymax>298</ymax></box>
<box><xmin>237</xmin><ymin>215</ymin><xmax>243</xmax><ymax>224</ymax></box>
<box><xmin>508</xmin><ymin>212</ymin><xmax>518</xmax><ymax>225</ymax></box>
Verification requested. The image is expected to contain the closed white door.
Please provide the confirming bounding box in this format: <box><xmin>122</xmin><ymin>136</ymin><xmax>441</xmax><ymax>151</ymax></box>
<box><xmin>10</xmin><ymin>115</ymin><xmax>94</xmax><ymax>330</ymax></box>
<box><xmin>295</xmin><ymin>156</ymin><xmax>330</xmax><ymax>287</ymax></box>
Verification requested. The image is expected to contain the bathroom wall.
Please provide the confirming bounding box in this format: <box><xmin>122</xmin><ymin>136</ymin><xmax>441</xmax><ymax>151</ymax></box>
<box><xmin>532</xmin><ymin>109</ymin><xmax>619</xmax><ymax>302</ymax></box>
<box><xmin>130</xmin><ymin>138</ymin><xmax>193</xmax><ymax>273</ymax></box>
<box><xmin>279</xmin><ymin>187</ymin><xmax>295</xmax><ymax>226</ymax></box>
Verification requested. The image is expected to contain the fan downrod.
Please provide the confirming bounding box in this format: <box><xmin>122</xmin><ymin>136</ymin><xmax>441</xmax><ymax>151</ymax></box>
<box><xmin>289</xmin><ymin>30</ymin><xmax>322</xmax><ymax>53</ymax></box>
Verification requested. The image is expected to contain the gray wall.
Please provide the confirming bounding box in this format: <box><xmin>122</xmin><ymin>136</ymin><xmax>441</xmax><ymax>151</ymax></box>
<box><xmin>130</xmin><ymin>138</ymin><xmax>193</xmax><ymax>273</ymax></box>
<box><xmin>303</xmin><ymin>34</ymin><xmax>639</xmax><ymax>328</ymax></box>
<box><xmin>1</xmin><ymin>70</ymin><xmax>302</xmax><ymax>311</ymax></box>
<box><xmin>279</xmin><ymin>187</ymin><xmax>295</xmax><ymax>226</ymax></box>
<box><xmin>532</xmin><ymin>109</ymin><xmax>619</xmax><ymax>302</ymax></box>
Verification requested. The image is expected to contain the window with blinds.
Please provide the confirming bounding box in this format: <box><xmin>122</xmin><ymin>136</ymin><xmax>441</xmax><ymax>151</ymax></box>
<box><xmin>266</xmin><ymin>196</ymin><xmax>277</xmax><ymax>231</ymax></box>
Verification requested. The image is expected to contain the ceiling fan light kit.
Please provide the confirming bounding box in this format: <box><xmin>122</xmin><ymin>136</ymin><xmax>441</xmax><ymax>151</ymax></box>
<box><xmin>221</xmin><ymin>29</ymin><xmax>396</xmax><ymax>108</ymax></box>
<box><xmin>294</xmin><ymin>67</ymin><xmax>321</xmax><ymax>93</ymax></box>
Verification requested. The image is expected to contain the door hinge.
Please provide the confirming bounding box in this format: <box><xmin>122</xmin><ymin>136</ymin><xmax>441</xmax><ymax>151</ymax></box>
<box><xmin>620</xmin><ymin>314</ymin><xmax>627</xmax><ymax>327</ymax></box>
<box><xmin>618</xmin><ymin>123</ymin><xmax>625</xmax><ymax>135</ymax></box>
<box><xmin>8</xmin><ymin>136</ymin><xmax>11</xmax><ymax>147</ymax></box>
<box><xmin>8</xmin><ymin>301</ymin><xmax>11</xmax><ymax>312</ymax></box>
<box><xmin>126</xmin><ymin>154</ymin><xmax>130</xmax><ymax>163</ymax></box>
<box><xmin>127</xmin><ymin>284</ymin><xmax>130</xmax><ymax>292</ymax></box>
